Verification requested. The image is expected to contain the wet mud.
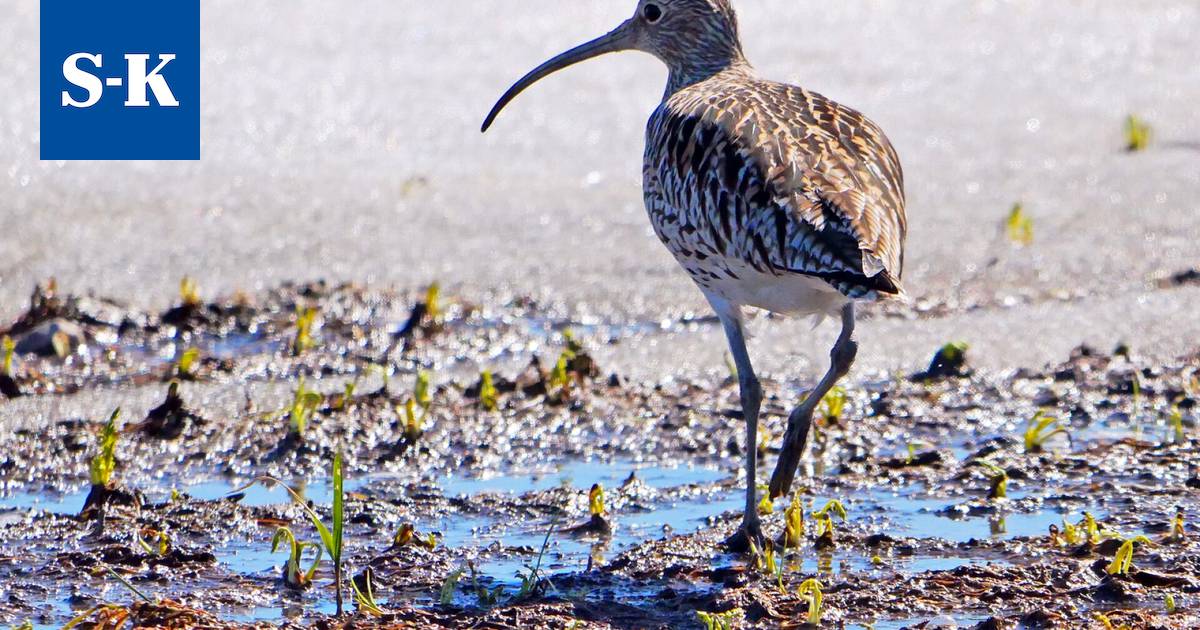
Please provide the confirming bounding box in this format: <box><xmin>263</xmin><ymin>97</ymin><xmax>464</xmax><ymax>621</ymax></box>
<box><xmin>1</xmin><ymin>281</ymin><xmax>1198</xmax><ymax>629</ymax></box>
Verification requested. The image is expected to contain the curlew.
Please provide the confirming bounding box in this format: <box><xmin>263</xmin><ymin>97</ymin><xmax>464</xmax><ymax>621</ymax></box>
<box><xmin>482</xmin><ymin>0</ymin><xmax>907</xmax><ymax>548</ymax></box>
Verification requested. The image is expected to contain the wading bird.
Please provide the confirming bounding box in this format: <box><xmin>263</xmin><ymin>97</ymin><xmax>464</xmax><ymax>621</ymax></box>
<box><xmin>482</xmin><ymin>0</ymin><xmax>907</xmax><ymax>548</ymax></box>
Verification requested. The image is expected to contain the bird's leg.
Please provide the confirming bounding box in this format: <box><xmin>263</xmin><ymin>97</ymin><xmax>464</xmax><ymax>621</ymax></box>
<box><xmin>769</xmin><ymin>302</ymin><xmax>857</xmax><ymax>499</ymax></box>
<box><xmin>714</xmin><ymin>309</ymin><xmax>765</xmax><ymax>552</ymax></box>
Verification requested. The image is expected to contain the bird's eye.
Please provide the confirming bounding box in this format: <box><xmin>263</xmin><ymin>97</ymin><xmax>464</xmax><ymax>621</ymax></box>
<box><xmin>643</xmin><ymin>3</ymin><xmax>663</xmax><ymax>23</ymax></box>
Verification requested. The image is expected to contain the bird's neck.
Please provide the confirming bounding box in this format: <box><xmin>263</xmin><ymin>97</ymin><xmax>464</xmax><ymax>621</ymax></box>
<box><xmin>664</xmin><ymin>57</ymin><xmax>754</xmax><ymax>98</ymax></box>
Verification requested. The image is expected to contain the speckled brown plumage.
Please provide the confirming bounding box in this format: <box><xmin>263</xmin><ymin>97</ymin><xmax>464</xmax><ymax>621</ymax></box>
<box><xmin>642</xmin><ymin>6</ymin><xmax>906</xmax><ymax>310</ymax></box>
<box><xmin>482</xmin><ymin>0</ymin><xmax>909</xmax><ymax>549</ymax></box>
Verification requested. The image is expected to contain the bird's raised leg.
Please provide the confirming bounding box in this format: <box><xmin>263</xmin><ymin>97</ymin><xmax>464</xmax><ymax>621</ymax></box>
<box><xmin>711</xmin><ymin>301</ymin><xmax>765</xmax><ymax>552</ymax></box>
<box><xmin>769</xmin><ymin>302</ymin><xmax>857</xmax><ymax>499</ymax></box>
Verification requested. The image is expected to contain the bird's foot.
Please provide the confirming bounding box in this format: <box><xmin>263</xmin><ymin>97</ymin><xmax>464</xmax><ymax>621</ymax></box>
<box><xmin>723</xmin><ymin>517</ymin><xmax>766</xmax><ymax>553</ymax></box>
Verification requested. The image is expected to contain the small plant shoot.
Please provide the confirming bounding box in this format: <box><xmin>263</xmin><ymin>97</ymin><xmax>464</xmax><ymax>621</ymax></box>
<box><xmin>425</xmin><ymin>282</ymin><xmax>442</xmax><ymax>323</ymax></box>
<box><xmin>1</xmin><ymin>335</ymin><xmax>14</xmax><ymax>377</ymax></box>
<box><xmin>1005</xmin><ymin>203</ymin><xmax>1033</xmax><ymax>245</ymax></box>
<box><xmin>696</xmin><ymin>608</ymin><xmax>743</xmax><ymax>630</ymax></box>
<box><xmin>1124</xmin><ymin>114</ymin><xmax>1152</xmax><ymax>152</ymax></box>
<box><xmin>90</xmin><ymin>409</ymin><xmax>121</xmax><ymax>487</ymax></box>
<box><xmin>479</xmin><ymin>369</ymin><xmax>499</xmax><ymax>411</ymax></box>
<box><xmin>351</xmin><ymin>568</ymin><xmax>386</xmax><ymax>616</ymax></box>
<box><xmin>175</xmin><ymin>347</ymin><xmax>199</xmax><ymax>379</ymax></box>
<box><xmin>233</xmin><ymin>453</ymin><xmax>346</xmax><ymax>613</ymax></box>
<box><xmin>1106</xmin><ymin>535</ymin><xmax>1152</xmax><ymax>575</ymax></box>
<box><xmin>440</xmin><ymin>568</ymin><xmax>464</xmax><ymax>606</ymax></box>
<box><xmin>784</xmin><ymin>494</ymin><xmax>805</xmax><ymax>548</ymax></box>
<box><xmin>136</xmin><ymin>527</ymin><xmax>170</xmax><ymax>557</ymax></box>
<box><xmin>813</xmin><ymin>499</ymin><xmax>847</xmax><ymax>544</ymax></box>
<box><xmin>179</xmin><ymin>277</ymin><xmax>201</xmax><ymax>308</ymax></box>
<box><xmin>288</xmin><ymin>377</ymin><xmax>323</xmax><ymax>438</ymax></box>
<box><xmin>271</xmin><ymin>526</ymin><xmax>322</xmax><ymax>589</ymax></box>
<box><xmin>975</xmin><ymin>460</ymin><xmax>1008</xmax><ymax>499</ymax></box>
<box><xmin>403</xmin><ymin>398</ymin><xmax>424</xmax><ymax>442</ymax></box>
<box><xmin>588</xmin><ymin>483</ymin><xmax>606</xmax><ymax>516</ymax></box>
<box><xmin>292</xmin><ymin>306</ymin><xmax>318</xmax><ymax>356</ymax></box>
<box><xmin>819</xmin><ymin>386</ymin><xmax>847</xmax><ymax>425</ymax></box>
<box><xmin>798</xmin><ymin>578</ymin><xmax>824</xmax><ymax>625</ymax></box>
<box><xmin>414</xmin><ymin>369</ymin><xmax>432</xmax><ymax>410</ymax></box>
<box><xmin>1023</xmin><ymin>411</ymin><xmax>1068</xmax><ymax>453</ymax></box>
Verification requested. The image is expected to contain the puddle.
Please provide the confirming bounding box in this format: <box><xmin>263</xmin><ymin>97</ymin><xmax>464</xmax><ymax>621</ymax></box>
<box><xmin>0</xmin><ymin>476</ymin><xmax>370</xmax><ymax>517</ymax></box>
<box><xmin>864</xmin><ymin>615</ymin><xmax>990</xmax><ymax>630</ymax></box>
<box><xmin>180</xmin><ymin>477</ymin><xmax>367</xmax><ymax>508</ymax></box>
<box><xmin>441</xmin><ymin>460</ymin><xmax>726</xmax><ymax>497</ymax></box>
<box><xmin>0</xmin><ymin>486</ymin><xmax>88</xmax><ymax>515</ymax></box>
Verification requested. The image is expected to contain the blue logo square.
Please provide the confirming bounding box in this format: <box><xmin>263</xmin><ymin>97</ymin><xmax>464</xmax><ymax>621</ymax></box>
<box><xmin>40</xmin><ymin>0</ymin><xmax>200</xmax><ymax>160</ymax></box>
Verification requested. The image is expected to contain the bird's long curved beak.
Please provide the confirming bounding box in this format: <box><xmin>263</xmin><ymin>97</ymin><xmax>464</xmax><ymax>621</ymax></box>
<box><xmin>481</xmin><ymin>20</ymin><xmax>635</xmax><ymax>132</ymax></box>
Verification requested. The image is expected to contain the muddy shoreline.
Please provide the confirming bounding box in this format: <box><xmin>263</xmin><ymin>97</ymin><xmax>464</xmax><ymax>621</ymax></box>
<box><xmin>1</xmin><ymin>280</ymin><xmax>1198</xmax><ymax>629</ymax></box>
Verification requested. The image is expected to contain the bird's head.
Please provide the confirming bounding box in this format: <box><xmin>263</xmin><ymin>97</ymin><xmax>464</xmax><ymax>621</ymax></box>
<box><xmin>482</xmin><ymin>0</ymin><xmax>745</xmax><ymax>132</ymax></box>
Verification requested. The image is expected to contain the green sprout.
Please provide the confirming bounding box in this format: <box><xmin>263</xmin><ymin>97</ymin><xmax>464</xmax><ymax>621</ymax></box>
<box><xmin>1169</xmin><ymin>406</ymin><xmax>1186</xmax><ymax>444</ymax></box>
<box><xmin>784</xmin><ymin>494</ymin><xmax>805</xmax><ymax>548</ymax></box>
<box><xmin>1166</xmin><ymin>593</ymin><xmax>1177</xmax><ymax>614</ymax></box>
<box><xmin>940</xmin><ymin>341</ymin><xmax>969</xmax><ymax>365</ymax></box>
<box><xmin>905</xmin><ymin>440</ymin><xmax>932</xmax><ymax>465</ymax></box>
<box><xmin>549</xmin><ymin>353</ymin><xmax>571</xmax><ymax>394</ymax></box>
<box><xmin>749</xmin><ymin>539</ymin><xmax>787</xmax><ymax>594</ymax></box>
<box><xmin>1060</xmin><ymin>516</ymin><xmax>1082</xmax><ymax>546</ymax></box>
<box><xmin>1094</xmin><ymin>612</ymin><xmax>1131</xmax><ymax>630</ymax></box>
<box><xmin>479</xmin><ymin>370</ymin><xmax>498</xmax><ymax>411</ymax></box>
<box><xmin>271</xmin><ymin>526</ymin><xmax>322</xmax><ymax>589</ymax></box>
<box><xmin>1106</xmin><ymin>535</ymin><xmax>1152</xmax><ymax>575</ymax></box>
<box><xmin>425</xmin><ymin>283</ymin><xmax>442</xmax><ymax>323</ymax></box>
<box><xmin>175</xmin><ymin>347</ymin><xmax>199</xmax><ymax>379</ymax></box>
<box><xmin>757</xmin><ymin>488</ymin><xmax>775</xmax><ymax>516</ymax></box>
<box><xmin>136</xmin><ymin>527</ymin><xmax>171</xmax><ymax>557</ymax></box>
<box><xmin>813</xmin><ymin>499</ymin><xmax>847</xmax><ymax>540</ymax></box>
<box><xmin>819</xmin><ymin>386</ymin><xmax>847</xmax><ymax>425</ymax></box>
<box><xmin>516</xmin><ymin>517</ymin><xmax>558</xmax><ymax>600</ymax></box>
<box><xmin>1167</xmin><ymin>507</ymin><xmax>1186</xmax><ymax>543</ymax></box>
<box><xmin>1125</xmin><ymin>114</ymin><xmax>1152</xmax><ymax>152</ymax></box>
<box><xmin>236</xmin><ymin>453</ymin><xmax>346</xmax><ymax>613</ymax></box>
<box><xmin>439</xmin><ymin>568</ymin><xmax>464</xmax><ymax>606</ymax></box>
<box><xmin>589</xmin><ymin>483</ymin><xmax>606</xmax><ymax>516</ymax></box>
<box><xmin>696</xmin><ymin>609</ymin><xmax>743</xmax><ymax>630</ymax></box>
<box><xmin>351</xmin><ymin>568</ymin><xmax>386</xmax><ymax>616</ymax></box>
<box><xmin>2</xmin><ymin>335</ymin><xmax>14</xmax><ymax>377</ymax></box>
<box><xmin>564</xmin><ymin>328</ymin><xmax>584</xmax><ymax>355</ymax></box>
<box><xmin>403</xmin><ymin>398</ymin><xmax>425</xmax><ymax>442</ymax></box>
<box><xmin>1079</xmin><ymin>511</ymin><xmax>1113</xmax><ymax>545</ymax></box>
<box><xmin>1005</xmin><ymin>203</ymin><xmax>1033</xmax><ymax>245</ymax></box>
<box><xmin>288</xmin><ymin>377</ymin><xmax>323</xmax><ymax>438</ymax></box>
<box><xmin>292</xmin><ymin>306</ymin><xmax>318</xmax><ymax>356</ymax></box>
<box><xmin>89</xmin><ymin>409</ymin><xmax>121</xmax><ymax>487</ymax></box>
<box><xmin>1023</xmin><ymin>411</ymin><xmax>1069</xmax><ymax>453</ymax></box>
<box><xmin>393</xmin><ymin>523</ymin><xmax>437</xmax><ymax>550</ymax></box>
<box><xmin>179</xmin><ymin>276</ymin><xmax>201</xmax><ymax>308</ymax></box>
<box><xmin>797</xmin><ymin>578</ymin><xmax>824</xmax><ymax>625</ymax></box>
<box><xmin>1132</xmin><ymin>371</ymin><xmax>1143</xmax><ymax>437</ymax></box>
<box><xmin>333</xmin><ymin>380</ymin><xmax>357</xmax><ymax>412</ymax></box>
<box><xmin>975</xmin><ymin>460</ymin><xmax>1008</xmax><ymax>499</ymax></box>
<box><xmin>468</xmin><ymin>561</ymin><xmax>506</xmax><ymax>607</ymax></box>
<box><xmin>414</xmin><ymin>370</ymin><xmax>432</xmax><ymax>410</ymax></box>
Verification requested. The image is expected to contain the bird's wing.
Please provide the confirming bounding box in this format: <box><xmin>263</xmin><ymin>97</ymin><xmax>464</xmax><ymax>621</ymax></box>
<box><xmin>662</xmin><ymin>81</ymin><xmax>907</xmax><ymax>295</ymax></box>
<box><xmin>767</xmin><ymin>83</ymin><xmax>907</xmax><ymax>282</ymax></box>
